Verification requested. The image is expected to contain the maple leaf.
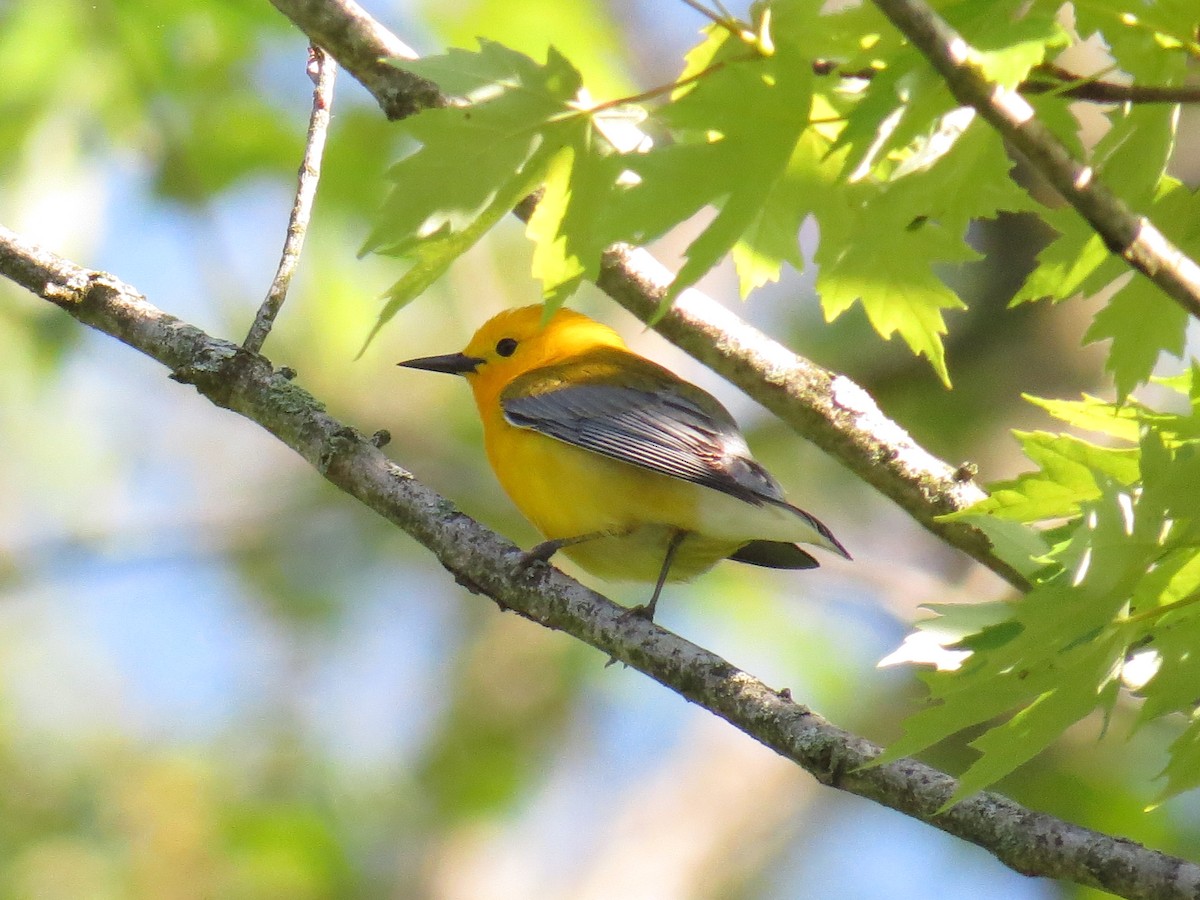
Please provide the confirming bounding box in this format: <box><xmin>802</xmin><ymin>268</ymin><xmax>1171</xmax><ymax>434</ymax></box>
<box><xmin>606</xmin><ymin>11</ymin><xmax>821</xmax><ymax>304</ymax></box>
<box><xmin>360</xmin><ymin>41</ymin><xmax>595</xmax><ymax>349</ymax></box>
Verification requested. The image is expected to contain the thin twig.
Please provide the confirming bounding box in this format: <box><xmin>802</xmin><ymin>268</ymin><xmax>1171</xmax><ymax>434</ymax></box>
<box><xmin>676</xmin><ymin>0</ymin><xmax>746</xmax><ymax>41</ymax></box>
<box><xmin>711</xmin><ymin>0</ymin><xmax>736</xmax><ymax>21</ymax></box>
<box><xmin>3</xmin><ymin>225</ymin><xmax>1200</xmax><ymax>899</ymax></box>
<box><xmin>1022</xmin><ymin>63</ymin><xmax>1200</xmax><ymax>105</ymax></box>
<box><xmin>1023</xmin><ymin>61</ymin><xmax>1122</xmax><ymax>99</ymax></box>
<box><xmin>813</xmin><ymin>58</ymin><xmax>1200</xmax><ymax>105</ymax></box>
<box><xmin>244</xmin><ymin>45</ymin><xmax>337</xmax><ymax>355</ymax></box>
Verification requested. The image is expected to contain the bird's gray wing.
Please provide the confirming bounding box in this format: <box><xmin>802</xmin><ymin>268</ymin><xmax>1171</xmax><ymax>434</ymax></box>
<box><xmin>501</xmin><ymin>380</ymin><xmax>786</xmax><ymax>507</ymax></box>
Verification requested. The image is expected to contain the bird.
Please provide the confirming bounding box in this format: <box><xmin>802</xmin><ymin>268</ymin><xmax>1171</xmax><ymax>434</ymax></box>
<box><xmin>397</xmin><ymin>305</ymin><xmax>849</xmax><ymax>620</ymax></box>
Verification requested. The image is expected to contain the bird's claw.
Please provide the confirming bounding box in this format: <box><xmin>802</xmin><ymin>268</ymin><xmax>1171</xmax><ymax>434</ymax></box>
<box><xmin>621</xmin><ymin>603</ymin><xmax>655</xmax><ymax>622</ymax></box>
<box><xmin>515</xmin><ymin>540</ymin><xmax>559</xmax><ymax>574</ymax></box>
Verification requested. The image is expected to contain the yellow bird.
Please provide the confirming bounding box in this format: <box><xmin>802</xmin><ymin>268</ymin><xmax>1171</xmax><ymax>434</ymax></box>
<box><xmin>398</xmin><ymin>305</ymin><xmax>849</xmax><ymax>619</ymax></box>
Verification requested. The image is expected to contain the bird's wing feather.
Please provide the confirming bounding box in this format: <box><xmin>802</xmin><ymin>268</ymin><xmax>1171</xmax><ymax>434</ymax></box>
<box><xmin>501</xmin><ymin>352</ymin><xmax>785</xmax><ymax>507</ymax></box>
<box><xmin>728</xmin><ymin>540</ymin><xmax>820</xmax><ymax>569</ymax></box>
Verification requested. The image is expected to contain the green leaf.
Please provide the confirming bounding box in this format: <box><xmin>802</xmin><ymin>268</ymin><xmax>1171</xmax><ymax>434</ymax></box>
<box><xmin>526</xmin><ymin>120</ymin><xmax>625</xmax><ymax>305</ymax></box>
<box><xmin>1154</xmin><ymin>368</ymin><xmax>1195</xmax><ymax>397</ymax></box>
<box><xmin>1155</xmin><ymin>715</ymin><xmax>1200</xmax><ymax>806</ymax></box>
<box><xmin>1013</xmin><ymin>103</ymin><xmax>1179</xmax><ymax>307</ymax></box>
<box><xmin>420</xmin><ymin>0</ymin><xmax>636</xmax><ymax>98</ymax></box>
<box><xmin>895</xmin><ymin>114</ymin><xmax>1038</xmax><ymax>225</ymax></box>
<box><xmin>952</xmin><ymin>431</ymin><xmax>1139</xmax><ymax>522</ymax></box>
<box><xmin>883</xmin><ymin>488</ymin><xmax>1155</xmax><ymax>797</ymax></box>
<box><xmin>945</xmin><ymin>514</ymin><xmax>1051</xmax><ymax>577</ymax></box>
<box><xmin>1023</xmin><ymin>90</ymin><xmax>1086</xmax><ymax>159</ymax></box>
<box><xmin>816</xmin><ymin>242</ymin><xmax>967</xmax><ymax>386</ymax></box>
<box><xmin>833</xmin><ymin>62</ymin><xmax>956</xmax><ymax>184</ymax></box>
<box><xmin>364</xmin><ymin>43</ymin><xmax>583</xmax><ymax>258</ymax></box>
<box><xmin>1084</xmin><ymin>275</ymin><xmax>1189</xmax><ymax>399</ymax></box>
<box><xmin>954</xmin><ymin>619</ymin><xmax>1023</xmax><ymax>653</ymax></box>
<box><xmin>1011</xmin><ymin>213</ymin><xmax>1118</xmax><ymax>305</ymax></box>
<box><xmin>888</xmin><ymin>346</ymin><xmax>1200</xmax><ymax>802</ymax></box>
<box><xmin>916</xmin><ymin>600</ymin><xmax>1016</xmax><ymax>643</ymax></box>
<box><xmin>1140</xmin><ymin>430</ymin><xmax>1200</xmax><ymax>531</ymax></box>
<box><xmin>1074</xmin><ymin>3</ymin><xmax>1195</xmax><ymax>83</ymax></box>
<box><xmin>950</xmin><ymin>632</ymin><xmax>1125</xmax><ymax>804</ymax></box>
<box><xmin>360</xmin><ymin>161</ymin><xmax>547</xmax><ymax>354</ymax></box>
<box><xmin>1094</xmin><ymin>105</ymin><xmax>1180</xmax><ymax>209</ymax></box>
<box><xmin>729</xmin><ymin>127</ymin><xmax>843</xmax><ymax>295</ymax></box>
<box><xmin>816</xmin><ymin>110</ymin><xmax>1039</xmax><ymax>386</ymax></box>
<box><xmin>394</xmin><ymin>39</ymin><xmax>584</xmax><ymax>102</ymax></box>
<box><xmin>1051</xmin><ymin>111</ymin><xmax>1189</xmax><ymax>398</ymax></box>
<box><xmin>1023</xmin><ymin>391</ymin><xmax>1194</xmax><ymax>455</ymax></box>
<box><xmin>1135</xmin><ymin>586</ymin><xmax>1200</xmax><ymax>724</ymax></box>
<box><xmin>362</xmin><ymin>41</ymin><xmax>591</xmax><ymax>345</ymax></box>
<box><xmin>837</xmin><ymin>0</ymin><xmax>1065</xmax><ymax>183</ymax></box>
<box><xmin>813</xmin><ymin>171</ymin><xmax>976</xmax><ymax>386</ymax></box>
<box><xmin>966</xmin><ymin>2</ymin><xmax>1069</xmax><ymax>88</ymax></box>
<box><xmin>610</xmin><ymin>14</ymin><xmax>820</xmax><ymax>301</ymax></box>
<box><xmin>876</xmin><ymin>644</ymin><xmax>1061</xmax><ymax>769</ymax></box>
<box><xmin>1132</xmin><ymin>0</ymin><xmax>1200</xmax><ymax>41</ymax></box>
<box><xmin>1023</xmin><ymin>394</ymin><xmax>1142</xmax><ymax>443</ymax></box>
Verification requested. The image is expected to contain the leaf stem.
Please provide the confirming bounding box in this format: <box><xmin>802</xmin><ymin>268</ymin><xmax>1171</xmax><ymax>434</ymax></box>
<box><xmin>585</xmin><ymin>57</ymin><xmax>743</xmax><ymax>115</ymax></box>
<box><xmin>1125</xmin><ymin>590</ymin><xmax>1200</xmax><ymax>626</ymax></box>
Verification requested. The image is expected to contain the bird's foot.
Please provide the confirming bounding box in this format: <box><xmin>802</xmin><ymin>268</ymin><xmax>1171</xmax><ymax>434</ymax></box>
<box><xmin>621</xmin><ymin>603</ymin><xmax>656</xmax><ymax>622</ymax></box>
<box><xmin>515</xmin><ymin>539</ymin><xmax>561</xmax><ymax>573</ymax></box>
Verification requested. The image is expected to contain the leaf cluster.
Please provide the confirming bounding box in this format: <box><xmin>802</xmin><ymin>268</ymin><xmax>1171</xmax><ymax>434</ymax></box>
<box><xmin>885</xmin><ymin>375</ymin><xmax>1200</xmax><ymax>805</ymax></box>
<box><xmin>366</xmin><ymin>0</ymin><xmax>1066</xmax><ymax>383</ymax></box>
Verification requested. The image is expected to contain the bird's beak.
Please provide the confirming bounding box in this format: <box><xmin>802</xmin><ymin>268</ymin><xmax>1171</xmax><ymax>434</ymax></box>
<box><xmin>397</xmin><ymin>352</ymin><xmax>485</xmax><ymax>375</ymax></box>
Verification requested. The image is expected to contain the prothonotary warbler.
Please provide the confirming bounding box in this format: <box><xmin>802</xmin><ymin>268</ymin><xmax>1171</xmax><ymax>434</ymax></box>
<box><xmin>398</xmin><ymin>305</ymin><xmax>849</xmax><ymax>619</ymax></box>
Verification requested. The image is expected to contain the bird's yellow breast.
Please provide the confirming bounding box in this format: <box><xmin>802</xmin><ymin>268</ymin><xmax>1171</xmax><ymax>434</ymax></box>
<box><xmin>482</xmin><ymin>415</ymin><xmax>742</xmax><ymax>582</ymax></box>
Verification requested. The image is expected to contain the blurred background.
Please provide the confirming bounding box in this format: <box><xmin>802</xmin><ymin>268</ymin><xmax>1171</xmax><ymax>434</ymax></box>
<box><xmin>2</xmin><ymin>1</ymin><xmax>1199</xmax><ymax>897</ymax></box>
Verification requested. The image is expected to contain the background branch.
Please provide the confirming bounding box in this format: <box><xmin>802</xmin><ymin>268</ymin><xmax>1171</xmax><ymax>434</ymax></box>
<box><xmin>2</xmin><ymin>223</ymin><xmax>1198</xmax><ymax>899</ymax></box>
<box><xmin>265</xmin><ymin>0</ymin><xmax>1026</xmax><ymax>589</ymax></box>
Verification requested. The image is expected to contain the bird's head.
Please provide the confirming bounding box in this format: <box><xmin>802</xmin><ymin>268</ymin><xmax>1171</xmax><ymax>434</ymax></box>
<box><xmin>398</xmin><ymin>305</ymin><xmax>626</xmax><ymax>399</ymax></box>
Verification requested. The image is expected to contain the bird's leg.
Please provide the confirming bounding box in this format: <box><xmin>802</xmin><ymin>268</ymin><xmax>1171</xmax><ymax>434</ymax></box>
<box><xmin>630</xmin><ymin>529</ymin><xmax>689</xmax><ymax>622</ymax></box>
<box><xmin>516</xmin><ymin>531</ymin><xmax>609</xmax><ymax>572</ymax></box>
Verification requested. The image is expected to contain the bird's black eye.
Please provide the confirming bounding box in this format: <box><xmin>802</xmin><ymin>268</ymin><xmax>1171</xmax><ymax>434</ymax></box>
<box><xmin>495</xmin><ymin>337</ymin><xmax>518</xmax><ymax>357</ymax></box>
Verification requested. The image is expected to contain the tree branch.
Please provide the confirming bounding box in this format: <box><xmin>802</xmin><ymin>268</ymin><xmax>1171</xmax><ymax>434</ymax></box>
<box><xmin>3</xmin><ymin>224</ymin><xmax>1198</xmax><ymax>899</ymax></box>
<box><xmin>812</xmin><ymin>59</ymin><xmax>1200</xmax><ymax>105</ymax></box>
<box><xmin>264</xmin><ymin>0</ymin><xmax>1027</xmax><ymax>590</ymax></box>
<box><xmin>1023</xmin><ymin>64</ymin><xmax>1200</xmax><ymax>105</ymax></box>
<box><xmin>265</xmin><ymin>0</ymin><xmax>441</xmax><ymax>120</ymax></box>
<box><xmin>868</xmin><ymin>0</ymin><xmax>1200</xmax><ymax>322</ymax></box>
<box><xmin>244</xmin><ymin>44</ymin><xmax>337</xmax><ymax>354</ymax></box>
